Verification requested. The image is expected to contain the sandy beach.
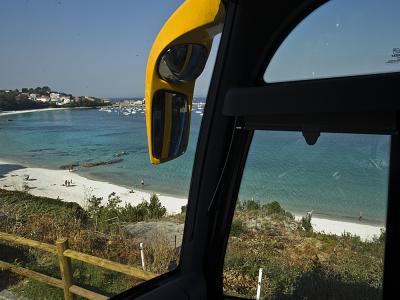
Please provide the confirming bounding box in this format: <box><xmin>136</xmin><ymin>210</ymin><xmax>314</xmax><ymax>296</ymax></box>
<box><xmin>0</xmin><ymin>159</ymin><xmax>187</xmax><ymax>214</ymax></box>
<box><xmin>294</xmin><ymin>215</ymin><xmax>384</xmax><ymax>241</ymax></box>
<box><xmin>0</xmin><ymin>159</ymin><xmax>384</xmax><ymax>241</ymax></box>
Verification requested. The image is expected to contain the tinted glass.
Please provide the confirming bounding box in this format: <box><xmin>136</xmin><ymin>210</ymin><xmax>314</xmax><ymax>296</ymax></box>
<box><xmin>158</xmin><ymin>44</ymin><xmax>208</xmax><ymax>83</ymax></box>
<box><xmin>152</xmin><ymin>91</ymin><xmax>166</xmax><ymax>159</ymax></box>
<box><xmin>151</xmin><ymin>90</ymin><xmax>189</xmax><ymax>160</ymax></box>
<box><xmin>169</xmin><ymin>93</ymin><xmax>189</xmax><ymax>158</ymax></box>
<box><xmin>223</xmin><ymin>131</ymin><xmax>388</xmax><ymax>299</ymax></box>
<box><xmin>264</xmin><ymin>0</ymin><xmax>400</xmax><ymax>83</ymax></box>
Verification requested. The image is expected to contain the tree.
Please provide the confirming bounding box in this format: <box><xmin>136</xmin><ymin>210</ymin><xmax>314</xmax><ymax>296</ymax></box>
<box><xmin>42</xmin><ymin>86</ymin><xmax>51</xmax><ymax>93</ymax></box>
<box><xmin>148</xmin><ymin>194</ymin><xmax>166</xmax><ymax>218</ymax></box>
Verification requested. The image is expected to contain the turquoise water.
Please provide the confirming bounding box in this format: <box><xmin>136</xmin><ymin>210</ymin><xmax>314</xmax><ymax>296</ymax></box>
<box><xmin>0</xmin><ymin>108</ymin><xmax>389</xmax><ymax>225</ymax></box>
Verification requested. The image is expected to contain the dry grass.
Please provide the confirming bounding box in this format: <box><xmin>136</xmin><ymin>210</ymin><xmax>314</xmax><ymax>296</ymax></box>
<box><xmin>223</xmin><ymin>209</ymin><xmax>385</xmax><ymax>299</ymax></box>
<box><xmin>143</xmin><ymin>230</ymin><xmax>180</xmax><ymax>274</ymax></box>
<box><xmin>0</xmin><ymin>189</ymin><xmax>180</xmax><ymax>298</ymax></box>
<box><xmin>0</xmin><ymin>190</ymin><xmax>385</xmax><ymax>299</ymax></box>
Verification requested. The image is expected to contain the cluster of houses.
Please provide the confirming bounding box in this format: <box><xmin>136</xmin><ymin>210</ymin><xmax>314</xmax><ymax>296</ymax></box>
<box><xmin>1</xmin><ymin>88</ymin><xmax>111</xmax><ymax>108</ymax></box>
<box><xmin>28</xmin><ymin>92</ymin><xmax>76</xmax><ymax>106</ymax></box>
<box><xmin>117</xmin><ymin>99</ymin><xmax>145</xmax><ymax>106</ymax></box>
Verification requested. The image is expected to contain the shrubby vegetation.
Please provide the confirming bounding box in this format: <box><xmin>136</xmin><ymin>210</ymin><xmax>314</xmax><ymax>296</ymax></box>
<box><xmin>237</xmin><ymin>199</ymin><xmax>294</xmax><ymax>220</ymax></box>
<box><xmin>230</xmin><ymin>219</ymin><xmax>246</xmax><ymax>237</ymax></box>
<box><xmin>238</xmin><ymin>198</ymin><xmax>260</xmax><ymax>210</ymax></box>
<box><xmin>0</xmin><ymin>89</ymin><xmax>48</xmax><ymax>111</ymax></box>
<box><xmin>0</xmin><ymin>87</ymin><xmax>108</xmax><ymax>111</ymax></box>
<box><xmin>299</xmin><ymin>212</ymin><xmax>313</xmax><ymax>232</ymax></box>
<box><xmin>224</xmin><ymin>199</ymin><xmax>385</xmax><ymax>299</ymax></box>
<box><xmin>87</xmin><ymin>192</ymin><xmax>166</xmax><ymax>232</ymax></box>
<box><xmin>0</xmin><ymin>190</ymin><xmax>385</xmax><ymax>299</ymax></box>
<box><xmin>0</xmin><ymin>189</ymin><xmax>172</xmax><ymax>298</ymax></box>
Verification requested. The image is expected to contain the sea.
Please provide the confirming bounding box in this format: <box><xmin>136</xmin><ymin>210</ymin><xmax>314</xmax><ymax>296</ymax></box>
<box><xmin>0</xmin><ymin>103</ymin><xmax>389</xmax><ymax>226</ymax></box>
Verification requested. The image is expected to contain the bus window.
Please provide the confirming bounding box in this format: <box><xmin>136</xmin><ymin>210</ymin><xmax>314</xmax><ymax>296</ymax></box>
<box><xmin>264</xmin><ymin>0</ymin><xmax>400</xmax><ymax>83</ymax></box>
<box><xmin>223</xmin><ymin>131</ymin><xmax>388</xmax><ymax>299</ymax></box>
<box><xmin>0</xmin><ymin>1</ymin><xmax>220</xmax><ymax>298</ymax></box>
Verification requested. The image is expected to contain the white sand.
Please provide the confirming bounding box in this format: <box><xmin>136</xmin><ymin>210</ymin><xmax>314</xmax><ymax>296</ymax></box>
<box><xmin>0</xmin><ymin>159</ymin><xmax>187</xmax><ymax>214</ymax></box>
<box><xmin>0</xmin><ymin>159</ymin><xmax>384</xmax><ymax>240</ymax></box>
<box><xmin>295</xmin><ymin>215</ymin><xmax>384</xmax><ymax>241</ymax></box>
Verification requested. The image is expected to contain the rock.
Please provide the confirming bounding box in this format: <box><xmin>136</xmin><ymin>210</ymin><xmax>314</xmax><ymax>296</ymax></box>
<box><xmin>82</xmin><ymin>158</ymin><xmax>123</xmax><ymax>168</ymax></box>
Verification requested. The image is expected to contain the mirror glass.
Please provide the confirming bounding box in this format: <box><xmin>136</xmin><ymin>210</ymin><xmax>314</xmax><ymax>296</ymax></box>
<box><xmin>152</xmin><ymin>91</ymin><xmax>190</xmax><ymax>161</ymax></box>
<box><xmin>158</xmin><ymin>44</ymin><xmax>208</xmax><ymax>83</ymax></box>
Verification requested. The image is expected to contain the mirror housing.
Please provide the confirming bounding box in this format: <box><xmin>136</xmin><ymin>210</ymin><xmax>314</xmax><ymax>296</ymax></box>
<box><xmin>145</xmin><ymin>0</ymin><xmax>225</xmax><ymax>164</ymax></box>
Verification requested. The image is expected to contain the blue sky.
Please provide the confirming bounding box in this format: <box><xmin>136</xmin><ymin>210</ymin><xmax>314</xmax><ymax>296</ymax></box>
<box><xmin>0</xmin><ymin>0</ymin><xmax>218</xmax><ymax>98</ymax></box>
<box><xmin>1</xmin><ymin>0</ymin><xmax>398</xmax><ymax>98</ymax></box>
<box><xmin>266</xmin><ymin>0</ymin><xmax>400</xmax><ymax>82</ymax></box>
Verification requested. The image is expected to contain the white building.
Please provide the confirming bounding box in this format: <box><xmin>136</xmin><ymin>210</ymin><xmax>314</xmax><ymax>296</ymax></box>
<box><xmin>29</xmin><ymin>94</ymin><xmax>37</xmax><ymax>101</ymax></box>
<box><xmin>50</xmin><ymin>93</ymin><xmax>60</xmax><ymax>102</ymax></box>
<box><xmin>36</xmin><ymin>96</ymin><xmax>50</xmax><ymax>102</ymax></box>
<box><xmin>60</xmin><ymin>96</ymin><xmax>72</xmax><ymax>104</ymax></box>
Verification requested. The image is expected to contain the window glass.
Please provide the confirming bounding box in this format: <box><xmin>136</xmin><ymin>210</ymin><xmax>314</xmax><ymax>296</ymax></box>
<box><xmin>264</xmin><ymin>0</ymin><xmax>400</xmax><ymax>83</ymax></box>
<box><xmin>0</xmin><ymin>1</ymin><xmax>219</xmax><ymax>299</ymax></box>
<box><xmin>223</xmin><ymin>131</ymin><xmax>388</xmax><ymax>299</ymax></box>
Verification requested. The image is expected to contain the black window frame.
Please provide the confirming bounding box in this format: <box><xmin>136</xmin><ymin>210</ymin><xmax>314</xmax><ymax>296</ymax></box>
<box><xmin>205</xmin><ymin>1</ymin><xmax>399</xmax><ymax>299</ymax></box>
<box><xmin>116</xmin><ymin>1</ymin><xmax>399</xmax><ymax>299</ymax></box>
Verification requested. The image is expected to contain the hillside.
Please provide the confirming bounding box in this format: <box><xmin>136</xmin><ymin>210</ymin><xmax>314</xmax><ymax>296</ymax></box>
<box><xmin>0</xmin><ymin>190</ymin><xmax>385</xmax><ymax>299</ymax></box>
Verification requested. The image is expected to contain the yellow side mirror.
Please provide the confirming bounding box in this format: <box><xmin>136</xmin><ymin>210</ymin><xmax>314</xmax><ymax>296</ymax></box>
<box><xmin>145</xmin><ymin>0</ymin><xmax>225</xmax><ymax>164</ymax></box>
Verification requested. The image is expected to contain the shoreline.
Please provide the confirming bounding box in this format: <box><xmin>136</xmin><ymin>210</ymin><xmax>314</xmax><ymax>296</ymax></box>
<box><xmin>0</xmin><ymin>159</ymin><xmax>384</xmax><ymax>240</ymax></box>
<box><xmin>294</xmin><ymin>214</ymin><xmax>384</xmax><ymax>240</ymax></box>
<box><xmin>0</xmin><ymin>107</ymin><xmax>93</xmax><ymax>117</ymax></box>
<box><xmin>0</xmin><ymin>159</ymin><xmax>187</xmax><ymax>215</ymax></box>
<box><xmin>0</xmin><ymin>154</ymin><xmax>190</xmax><ymax>203</ymax></box>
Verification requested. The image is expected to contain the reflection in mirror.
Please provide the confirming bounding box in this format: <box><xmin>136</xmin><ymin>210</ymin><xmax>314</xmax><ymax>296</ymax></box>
<box><xmin>158</xmin><ymin>44</ymin><xmax>208</xmax><ymax>83</ymax></box>
<box><xmin>152</xmin><ymin>91</ymin><xmax>189</xmax><ymax>161</ymax></box>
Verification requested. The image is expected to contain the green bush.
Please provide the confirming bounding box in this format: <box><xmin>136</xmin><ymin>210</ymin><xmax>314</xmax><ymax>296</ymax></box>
<box><xmin>0</xmin><ymin>189</ymin><xmax>88</xmax><ymax>224</ymax></box>
<box><xmin>299</xmin><ymin>213</ymin><xmax>313</xmax><ymax>232</ymax></box>
<box><xmin>241</xmin><ymin>199</ymin><xmax>260</xmax><ymax>210</ymax></box>
<box><xmin>263</xmin><ymin>201</ymin><xmax>283</xmax><ymax>213</ymax></box>
<box><xmin>230</xmin><ymin>219</ymin><xmax>246</xmax><ymax>236</ymax></box>
<box><xmin>181</xmin><ymin>205</ymin><xmax>187</xmax><ymax>214</ymax></box>
<box><xmin>148</xmin><ymin>194</ymin><xmax>167</xmax><ymax>219</ymax></box>
<box><xmin>87</xmin><ymin>192</ymin><xmax>167</xmax><ymax>232</ymax></box>
<box><xmin>262</xmin><ymin>201</ymin><xmax>294</xmax><ymax>220</ymax></box>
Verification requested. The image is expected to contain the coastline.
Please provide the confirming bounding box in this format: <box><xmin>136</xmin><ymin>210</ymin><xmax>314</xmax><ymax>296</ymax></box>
<box><xmin>0</xmin><ymin>107</ymin><xmax>91</xmax><ymax>117</ymax></box>
<box><xmin>294</xmin><ymin>214</ymin><xmax>384</xmax><ymax>241</ymax></box>
<box><xmin>0</xmin><ymin>159</ymin><xmax>384</xmax><ymax>240</ymax></box>
<box><xmin>0</xmin><ymin>159</ymin><xmax>187</xmax><ymax>214</ymax></box>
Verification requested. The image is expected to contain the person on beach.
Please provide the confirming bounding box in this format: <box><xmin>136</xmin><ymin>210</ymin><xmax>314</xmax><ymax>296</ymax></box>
<box><xmin>141</xmin><ymin>179</ymin><xmax>144</xmax><ymax>186</ymax></box>
<box><xmin>64</xmin><ymin>180</ymin><xmax>68</xmax><ymax>187</ymax></box>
